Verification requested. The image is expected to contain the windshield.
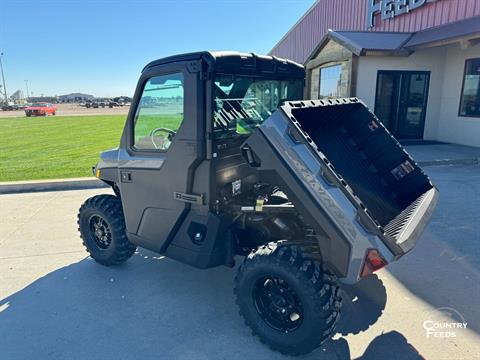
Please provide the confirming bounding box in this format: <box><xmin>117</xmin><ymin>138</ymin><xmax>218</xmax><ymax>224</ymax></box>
<box><xmin>32</xmin><ymin>103</ymin><xmax>48</xmax><ymax>107</ymax></box>
<box><xmin>213</xmin><ymin>75</ymin><xmax>303</xmax><ymax>139</ymax></box>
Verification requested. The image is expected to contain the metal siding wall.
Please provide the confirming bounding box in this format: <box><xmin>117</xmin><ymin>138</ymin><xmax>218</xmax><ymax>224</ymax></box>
<box><xmin>271</xmin><ymin>0</ymin><xmax>365</xmax><ymax>63</ymax></box>
<box><xmin>370</xmin><ymin>0</ymin><xmax>480</xmax><ymax>32</ymax></box>
<box><xmin>271</xmin><ymin>0</ymin><xmax>480</xmax><ymax>64</ymax></box>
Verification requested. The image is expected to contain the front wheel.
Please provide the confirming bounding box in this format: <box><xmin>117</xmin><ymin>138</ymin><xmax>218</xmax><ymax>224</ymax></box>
<box><xmin>234</xmin><ymin>243</ymin><xmax>342</xmax><ymax>356</ymax></box>
<box><xmin>78</xmin><ymin>194</ymin><xmax>136</xmax><ymax>266</ymax></box>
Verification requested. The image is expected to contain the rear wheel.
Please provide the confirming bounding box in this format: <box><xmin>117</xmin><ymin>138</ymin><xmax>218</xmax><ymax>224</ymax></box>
<box><xmin>78</xmin><ymin>194</ymin><xmax>136</xmax><ymax>266</ymax></box>
<box><xmin>234</xmin><ymin>243</ymin><xmax>341</xmax><ymax>356</ymax></box>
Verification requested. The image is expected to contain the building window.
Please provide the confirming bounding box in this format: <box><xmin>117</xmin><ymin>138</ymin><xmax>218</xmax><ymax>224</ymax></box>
<box><xmin>459</xmin><ymin>58</ymin><xmax>480</xmax><ymax>117</ymax></box>
<box><xmin>319</xmin><ymin>64</ymin><xmax>342</xmax><ymax>98</ymax></box>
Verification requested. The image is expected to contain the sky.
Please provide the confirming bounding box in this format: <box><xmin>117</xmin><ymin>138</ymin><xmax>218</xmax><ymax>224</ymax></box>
<box><xmin>0</xmin><ymin>0</ymin><xmax>314</xmax><ymax>97</ymax></box>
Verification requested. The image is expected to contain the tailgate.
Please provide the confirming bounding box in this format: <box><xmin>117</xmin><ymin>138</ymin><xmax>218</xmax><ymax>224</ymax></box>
<box><xmin>242</xmin><ymin>98</ymin><xmax>438</xmax><ymax>282</ymax></box>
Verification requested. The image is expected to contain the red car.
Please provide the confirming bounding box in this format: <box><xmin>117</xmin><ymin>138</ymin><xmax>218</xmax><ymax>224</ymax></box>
<box><xmin>25</xmin><ymin>103</ymin><xmax>57</xmax><ymax>117</ymax></box>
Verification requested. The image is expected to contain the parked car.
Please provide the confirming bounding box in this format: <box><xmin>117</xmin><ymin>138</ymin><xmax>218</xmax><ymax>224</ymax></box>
<box><xmin>85</xmin><ymin>100</ymin><xmax>99</xmax><ymax>108</ymax></box>
<box><xmin>97</xmin><ymin>100</ymin><xmax>108</xmax><ymax>108</ymax></box>
<box><xmin>15</xmin><ymin>103</ymin><xmax>28</xmax><ymax>110</ymax></box>
<box><xmin>25</xmin><ymin>103</ymin><xmax>57</xmax><ymax>117</ymax></box>
<box><xmin>85</xmin><ymin>100</ymin><xmax>108</xmax><ymax>108</ymax></box>
<box><xmin>108</xmin><ymin>100</ymin><xmax>122</xmax><ymax>108</ymax></box>
<box><xmin>2</xmin><ymin>102</ymin><xmax>27</xmax><ymax>111</ymax></box>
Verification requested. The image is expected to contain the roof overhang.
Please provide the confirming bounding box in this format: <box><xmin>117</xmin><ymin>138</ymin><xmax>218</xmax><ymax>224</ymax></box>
<box><xmin>405</xmin><ymin>15</ymin><xmax>480</xmax><ymax>49</ymax></box>
<box><xmin>327</xmin><ymin>30</ymin><xmax>414</xmax><ymax>57</ymax></box>
<box><xmin>306</xmin><ymin>15</ymin><xmax>480</xmax><ymax>65</ymax></box>
<box><xmin>306</xmin><ymin>30</ymin><xmax>414</xmax><ymax>64</ymax></box>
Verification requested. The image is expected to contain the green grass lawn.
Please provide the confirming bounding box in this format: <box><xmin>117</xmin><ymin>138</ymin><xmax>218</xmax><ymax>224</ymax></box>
<box><xmin>0</xmin><ymin>112</ymin><xmax>249</xmax><ymax>182</ymax></box>
<box><xmin>0</xmin><ymin>115</ymin><xmax>126</xmax><ymax>181</ymax></box>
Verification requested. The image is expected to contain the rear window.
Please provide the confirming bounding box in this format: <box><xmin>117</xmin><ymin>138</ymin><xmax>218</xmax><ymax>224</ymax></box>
<box><xmin>213</xmin><ymin>76</ymin><xmax>303</xmax><ymax>139</ymax></box>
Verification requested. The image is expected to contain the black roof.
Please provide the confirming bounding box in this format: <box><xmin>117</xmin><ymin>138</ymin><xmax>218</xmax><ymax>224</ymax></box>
<box><xmin>143</xmin><ymin>51</ymin><xmax>305</xmax><ymax>78</ymax></box>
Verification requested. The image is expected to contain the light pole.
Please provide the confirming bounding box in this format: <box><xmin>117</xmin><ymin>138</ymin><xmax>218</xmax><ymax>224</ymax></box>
<box><xmin>0</xmin><ymin>52</ymin><xmax>8</xmax><ymax>103</ymax></box>
<box><xmin>24</xmin><ymin>80</ymin><xmax>30</xmax><ymax>101</ymax></box>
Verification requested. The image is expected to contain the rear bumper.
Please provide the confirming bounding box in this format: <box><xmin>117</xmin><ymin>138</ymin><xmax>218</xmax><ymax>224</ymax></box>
<box><xmin>383</xmin><ymin>187</ymin><xmax>438</xmax><ymax>254</ymax></box>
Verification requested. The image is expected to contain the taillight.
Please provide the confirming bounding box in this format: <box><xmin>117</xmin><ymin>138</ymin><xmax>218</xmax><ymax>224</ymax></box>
<box><xmin>360</xmin><ymin>249</ymin><xmax>388</xmax><ymax>278</ymax></box>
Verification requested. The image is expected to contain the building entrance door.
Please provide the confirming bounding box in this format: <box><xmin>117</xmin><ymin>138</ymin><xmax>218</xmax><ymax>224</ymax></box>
<box><xmin>375</xmin><ymin>71</ymin><xmax>430</xmax><ymax>139</ymax></box>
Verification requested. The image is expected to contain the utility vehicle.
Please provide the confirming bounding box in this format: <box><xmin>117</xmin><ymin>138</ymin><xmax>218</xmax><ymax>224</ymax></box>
<box><xmin>78</xmin><ymin>51</ymin><xmax>438</xmax><ymax>355</ymax></box>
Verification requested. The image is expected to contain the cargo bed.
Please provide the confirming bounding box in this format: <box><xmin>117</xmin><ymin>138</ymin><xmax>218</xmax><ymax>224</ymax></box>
<box><xmin>243</xmin><ymin>98</ymin><xmax>438</xmax><ymax>282</ymax></box>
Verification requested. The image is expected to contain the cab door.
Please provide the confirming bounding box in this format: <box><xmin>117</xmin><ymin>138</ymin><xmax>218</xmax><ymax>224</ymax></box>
<box><xmin>117</xmin><ymin>61</ymin><xmax>206</xmax><ymax>252</ymax></box>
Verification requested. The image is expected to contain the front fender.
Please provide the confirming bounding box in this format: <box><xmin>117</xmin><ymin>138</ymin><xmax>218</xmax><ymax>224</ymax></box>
<box><xmin>94</xmin><ymin>148</ymin><xmax>120</xmax><ymax>184</ymax></box>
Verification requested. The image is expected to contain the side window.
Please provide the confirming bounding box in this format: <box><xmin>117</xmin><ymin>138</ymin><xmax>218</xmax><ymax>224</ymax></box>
<box><xmin>133</xmin><ymin>73</ymin><xmax>184</xmax><ymax>151</ymax></box>
<box><xmin>319</xmin><ymin>64</ymin><xmax>343</xmax><ymax>99</ymax></box>
<box><xmin>459</xmin><ymin>58</ymin><xmax>480</xmax><ymax>117</ymax></box>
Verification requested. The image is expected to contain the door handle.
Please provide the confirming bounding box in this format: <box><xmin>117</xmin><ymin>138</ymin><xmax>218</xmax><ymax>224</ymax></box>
<box><xmin>120</xmin><ymin>171</ymin><xmax>132</xmax><ymax>183</ymax></box>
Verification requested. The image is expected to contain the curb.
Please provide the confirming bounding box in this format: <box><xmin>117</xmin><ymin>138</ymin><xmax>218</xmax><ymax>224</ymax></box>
<box><xmin>0</xmin><ymin>177</ymin><xmax>108</xmax><ymax>195</ymax></box>
<box><xmin>417</xmin><ymin>158</ymin><xmax>480</xmax><ymax>167</ymax></box>
<box><xmin>0</xmin><ymin>157</ymin><xmax>478</xmax><ymax>195</ymax></box>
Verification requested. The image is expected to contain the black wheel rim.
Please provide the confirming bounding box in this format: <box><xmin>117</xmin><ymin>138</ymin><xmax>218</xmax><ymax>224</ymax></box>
<box><xmin>88</xmin><ymin>215</ymin><xmax>112</xmax><ymax>249</ymax></box>
<box><xmin>252</xmin><ymin>276</ymin><xmax>304</xmax><ymax>333</ymax></box>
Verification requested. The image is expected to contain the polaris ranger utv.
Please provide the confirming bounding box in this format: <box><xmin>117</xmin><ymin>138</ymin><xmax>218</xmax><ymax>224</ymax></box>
<box><xmin>78</xmin><ymin>51</ymin><xmax>438</xmax><ymax>355</ymax></box>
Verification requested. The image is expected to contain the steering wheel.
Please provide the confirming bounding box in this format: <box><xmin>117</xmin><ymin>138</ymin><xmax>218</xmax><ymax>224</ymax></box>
<box><xmin>149</xmin><ymin>127</ymin><xmax>176</xmax><ymax>150</ymax></box>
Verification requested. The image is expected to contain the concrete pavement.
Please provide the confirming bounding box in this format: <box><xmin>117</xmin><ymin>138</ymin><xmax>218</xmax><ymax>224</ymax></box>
<box><xmin>405</xmin><ymin>143</ymin><xmax>480</xmax><ymax>166</ymax></box>
<box><xmin>0</xmin><ymin>165</ymin><xmax>479</xmax><ymax>359</ymax></box>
